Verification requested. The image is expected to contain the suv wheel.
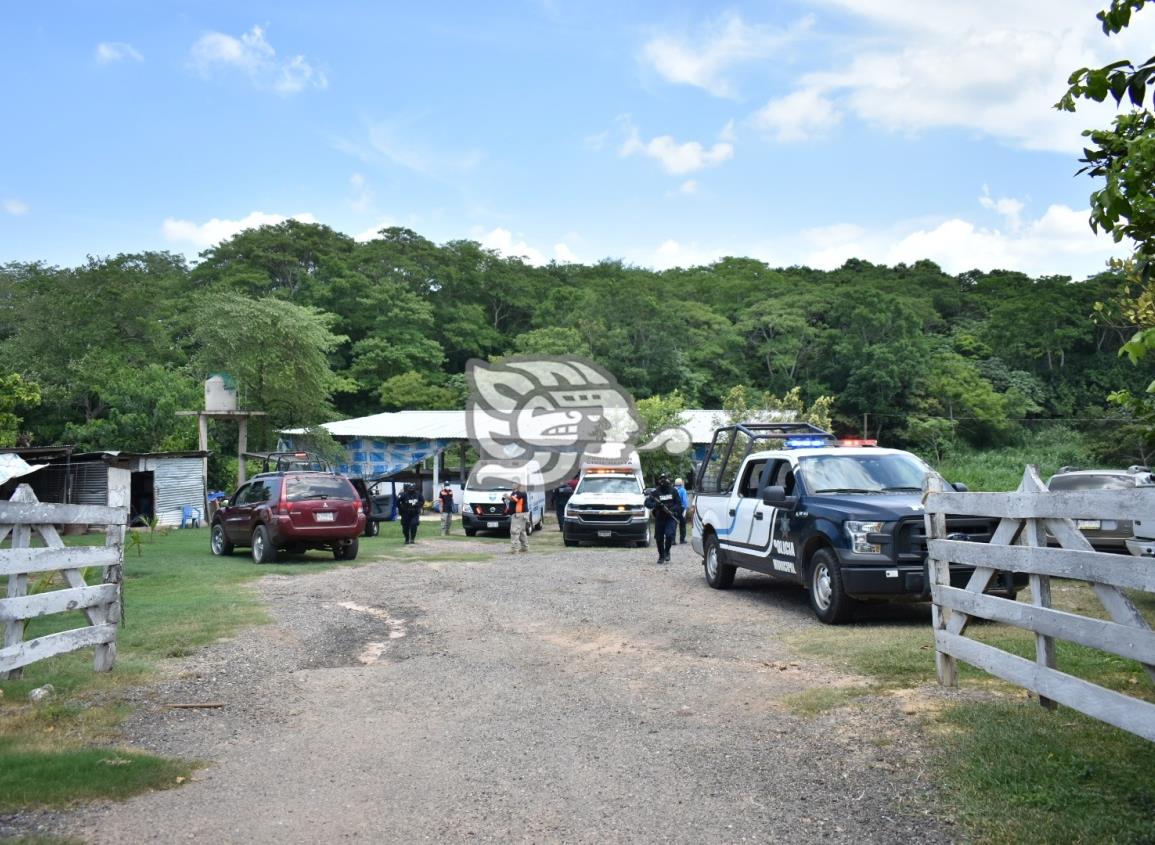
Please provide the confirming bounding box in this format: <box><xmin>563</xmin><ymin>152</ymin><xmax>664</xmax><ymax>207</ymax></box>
<box><xmin>807</xmin><ymin>548</ymin><xmax>855</xmax><ymax>624</ymax></box>
<box><xmin>210</xmin><ymin>522</ymin><xmax>234</xmax><ymax>556</ymax></box>
<box><xmin>334</xmin><ymin>537</ymin><xmax>360</xmax><ymax>561</ymax></box>
<box><xmin>251</xmin><ymin>525</ymin><xmax>278</xmax><ymax>564</ymax></box>
<box><xmin>703</xmin><ymin>534</ymin><xmax>735</xmax><ymax>589</ymax></box>
<box><xmin>365</xmin><ymin>520</ymin><xmax>379</xmax><ymax>537</ymax></box>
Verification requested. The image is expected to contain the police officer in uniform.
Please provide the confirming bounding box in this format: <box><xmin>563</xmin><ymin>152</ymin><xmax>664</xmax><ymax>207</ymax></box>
<box><xmin>553</xmin><ymin>481</ymin><xmax>574</xmax><ymax>530</ymax></box>
<box><xmin>397</xmin><ymin>482</ymin><xmax>425</xmax><ymax>544</ymax></box>
<box><xmin>645</xmin><ymin>473</ymin><xmax>683</xmax><ymax>564</ymax></box>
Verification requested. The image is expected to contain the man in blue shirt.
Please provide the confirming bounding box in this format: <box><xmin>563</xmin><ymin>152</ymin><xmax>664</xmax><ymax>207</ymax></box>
<box><xmin>674</xmin><ymin>477</ymin><xmax>689</xmax><ymax>544</ymax></box>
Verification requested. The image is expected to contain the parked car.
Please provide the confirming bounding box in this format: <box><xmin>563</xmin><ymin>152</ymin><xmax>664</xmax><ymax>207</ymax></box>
<box><xmin>210</xmin><ymin>471</ymin><xmax>365</xmax><ymax>563</ymax></box>
<box><xmin>1045</xmin><ymin>466</ymin><xmax>1151</xmax><ymax>553</ymax></box>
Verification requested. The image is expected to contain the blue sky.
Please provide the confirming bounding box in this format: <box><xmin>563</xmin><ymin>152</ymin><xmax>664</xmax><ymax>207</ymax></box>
<box><xmin>3</xmin><ymin>1</ymin><xmax>1153</xmax><ymax>278</ymax></box>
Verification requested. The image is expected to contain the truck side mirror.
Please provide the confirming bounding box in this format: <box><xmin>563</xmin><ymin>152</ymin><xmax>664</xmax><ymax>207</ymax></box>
<box><xmin>951</xmin><ymin>481</ymin><xmax>968</xmax><ymax>493</ymax></box>
<box><xmin>760</xmin><ymin>485</ymin><xmax>798</xmax><ymax>510</ymax></box>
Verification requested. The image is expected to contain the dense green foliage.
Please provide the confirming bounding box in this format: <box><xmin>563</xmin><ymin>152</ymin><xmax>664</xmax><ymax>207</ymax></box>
<box><xmin>2</xmin><ymin>224</ymin><xmax>1153</xmax><ymax>465</ymax></box>
<box><xmin>1058</xmin><ymin>1</ymin><xmax>1155</xmax><ymax>458</ymax></box>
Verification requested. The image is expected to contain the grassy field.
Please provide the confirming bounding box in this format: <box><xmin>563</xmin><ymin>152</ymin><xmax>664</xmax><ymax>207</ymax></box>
<box><xmin>0</xmin><ymin>516</ymin><xmax>494</xmax><ymax>812</ymax></box>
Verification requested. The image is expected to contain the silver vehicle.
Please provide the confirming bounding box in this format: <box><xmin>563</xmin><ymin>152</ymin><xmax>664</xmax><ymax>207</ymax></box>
<box><xmin>1045</xmin><ymin>466</ymin><xmax>1152</xmax><ymax>554</ymax></box>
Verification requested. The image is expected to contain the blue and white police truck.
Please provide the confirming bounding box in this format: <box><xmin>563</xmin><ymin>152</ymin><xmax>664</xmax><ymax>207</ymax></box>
<box><xmin>690</xmin><ymin>421</ymin><xmax>1021</xmax><ymax>623</ymax></box>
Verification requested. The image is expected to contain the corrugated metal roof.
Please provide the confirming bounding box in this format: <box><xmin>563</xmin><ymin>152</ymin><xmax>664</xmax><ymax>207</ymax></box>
<box><xmin>319</xmin><ymin>409</ymin><xmax>775</xmax><ymax>446</ymax></box>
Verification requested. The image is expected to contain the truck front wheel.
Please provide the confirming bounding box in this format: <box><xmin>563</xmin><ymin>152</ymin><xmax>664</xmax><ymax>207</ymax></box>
<box><xmin>807</xmin><ymin>548</ymin><xmax>856</xmax><ymax>624</ymax></box>
<box><xmin>703</xmin><ymin>534</ymin><xmax>735</xmax><ymax>589</ymax></box>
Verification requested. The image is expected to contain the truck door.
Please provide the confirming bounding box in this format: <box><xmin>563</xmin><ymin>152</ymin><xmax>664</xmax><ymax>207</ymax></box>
<box><xmin>723</xmin><ymin>457</ymin><xmax>767</xmax><ymax>551</ymax></box>
<box><xmin>747</xmin><ymin>459</ymin><xmax>784</xmax><ymax>553</ymax></box>
<box><xmin>763</xmin><ymin>460</ymin><xmax>800</xmax><ymax>578</ymax></box>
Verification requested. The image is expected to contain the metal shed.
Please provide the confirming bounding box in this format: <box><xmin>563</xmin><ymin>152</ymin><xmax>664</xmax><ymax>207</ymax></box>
<box><xmin>2</xmin><ymin>449</ymin><xmax>209</xmax><ymax>528</ymax></box>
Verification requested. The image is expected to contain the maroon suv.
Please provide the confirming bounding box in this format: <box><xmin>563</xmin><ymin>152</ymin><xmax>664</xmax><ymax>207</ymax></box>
<box><xmin>210</xmin><ymin>472</ymin><xmax>366</xmax><ymax>563</ymax></box>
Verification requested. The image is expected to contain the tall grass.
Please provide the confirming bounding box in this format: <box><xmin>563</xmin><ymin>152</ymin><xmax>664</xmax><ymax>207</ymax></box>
<box><xmin>931</xmin><ymin>426</ymin><xmax>1097</xmax><ymax>491</ymax></box>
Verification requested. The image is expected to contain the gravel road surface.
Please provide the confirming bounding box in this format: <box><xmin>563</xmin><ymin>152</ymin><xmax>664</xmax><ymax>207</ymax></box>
<box><xmin>54</xmin><ymin>529</ymin><xmax>953</xmax><ymax>844</ymax></box>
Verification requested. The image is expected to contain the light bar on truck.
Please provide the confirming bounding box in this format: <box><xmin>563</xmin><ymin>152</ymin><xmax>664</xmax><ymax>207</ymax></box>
<box><xmin>838</xmin><ymin>438</ymin><xmax>878</xmax><ymax>447</ymax></box>
<box><xmin>783</xmin><ymin>437</ymin><xmax>831</xmax><ymax>449</ymax></box>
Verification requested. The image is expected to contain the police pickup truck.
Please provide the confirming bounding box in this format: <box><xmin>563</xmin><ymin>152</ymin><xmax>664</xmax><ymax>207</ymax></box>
<box><xmin>690</xmin><ymin>422</ymin><xmax>1020</xmax><ymax>624</ymax></box>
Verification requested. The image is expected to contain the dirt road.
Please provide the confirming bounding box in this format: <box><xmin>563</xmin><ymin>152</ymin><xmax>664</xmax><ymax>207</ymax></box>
<box><xmin>66</xmin><ymin>534</ymin><xmax>952</xmax><ymax>843</ymax></box>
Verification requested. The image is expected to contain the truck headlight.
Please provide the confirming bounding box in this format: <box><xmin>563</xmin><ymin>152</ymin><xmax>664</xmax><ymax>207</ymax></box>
<box><xmin>845</xmin><ymin>521</ymin><xmax>884</xmax><ymax>554</ymax></box>
<box><xmin>565</xmin><ymin>506</ymin><xmax>576</xmax><ymax>518</ymax></box>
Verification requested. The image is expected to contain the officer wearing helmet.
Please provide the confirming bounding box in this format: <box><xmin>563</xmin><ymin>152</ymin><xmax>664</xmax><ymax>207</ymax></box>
<box><xmin>645</xmin><ymin>472</ymin><xmax>683</xmax><ymax>564</ymax></box>
<box><xmin>397</xmin><ymin>482</ymin><xmax>425</xmax><ymax>544</ymax></box>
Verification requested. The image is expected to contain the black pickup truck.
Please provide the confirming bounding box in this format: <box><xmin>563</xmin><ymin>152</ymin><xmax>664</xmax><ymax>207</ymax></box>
<box><xmin>690</xmin><ymin>422</ymin><xmax>1021</xmax><ymax>623</ymax></box>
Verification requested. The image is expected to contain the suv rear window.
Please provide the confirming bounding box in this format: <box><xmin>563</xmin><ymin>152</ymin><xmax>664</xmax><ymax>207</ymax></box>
<box><xmin>283</xmin><ymin>475</ymin><xmax>357</xmax><ymax>502</ymax></box>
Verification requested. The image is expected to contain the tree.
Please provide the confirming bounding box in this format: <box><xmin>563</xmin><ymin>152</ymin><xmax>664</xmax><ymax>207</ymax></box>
<box><xmin>0</xmin><ymin>373</ymin><xmax>40</xmax><ymax>446</ymax></box>
<box><xmin>1059</xmin><ymin>2</ymin><xmax>1155</xmax><ymax>449</ymax></box>
<box><xmin>189</xmin><ymin>294</ymin><xmax>350</xmax><ymax>435</ymax></box>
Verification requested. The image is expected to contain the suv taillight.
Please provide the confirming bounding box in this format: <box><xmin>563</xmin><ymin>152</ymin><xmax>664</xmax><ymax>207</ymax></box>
<box><xmin>275</xmin><ymin>490</ymin><xmax>290</xmax><ymax>516</ymax></box>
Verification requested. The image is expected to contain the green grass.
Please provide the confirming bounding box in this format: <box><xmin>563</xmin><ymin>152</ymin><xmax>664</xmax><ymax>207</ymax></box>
<box><xmin>781</xmin><ymin>684</ymin><xmax>874</xmax><ymax>716</ymax></box>
<box><xmin>0</xmin><ymin>738</ymin><xmax>196</xmax><ymax>811</ymax></box>
<box><xmin>938</xmin><ymin>704</ymin><xmax>1155</xmax><ymax>845</ymax></box>
<box><xmin>932</xmin><ymin>427</ymin><xmax>1096</xmax><ymax>492</ymax></box>
<box><xmin>0</xmin><ymin>520</ymin><xmax>489</xmax><ymax>808</ymax></box>
<box><xmin>785</xmin><ymin>579</ymin><xmax>1155</xmax><ymax>843</ymax></box>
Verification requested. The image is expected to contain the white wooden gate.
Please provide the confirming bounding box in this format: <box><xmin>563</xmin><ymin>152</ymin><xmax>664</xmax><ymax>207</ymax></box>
<box><xmin>923</xmin><ymin>467</ymin><xmax>1155</xmax><ymax>742</ymax></box>
<box><xmin>0</xmin><ymin>474</ymin><xmax>128</xmax><ymax>679</ymax></box>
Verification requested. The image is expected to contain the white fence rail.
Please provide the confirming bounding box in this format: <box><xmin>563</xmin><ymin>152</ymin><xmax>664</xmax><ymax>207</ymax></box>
<box><xmin>924</xmin><ymin>466</ymin><xmax>1155</xmax><ymax>742</ymax></box>
<box><xmin>1</xmin><ymin>474</ymin><xmax>128</xmax><ymax>679</ymax></box>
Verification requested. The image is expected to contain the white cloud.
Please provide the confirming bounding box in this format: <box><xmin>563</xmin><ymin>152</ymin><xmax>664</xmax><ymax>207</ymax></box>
<box><xmin>354</xmin><ymin>219</ymin><xmax>397</xmax><ymax>242</ymax></box>
<box><xmin>189</xmin><ymin>26</ymin><xmax>326</xmax><ymax>94</ymax></box>
<box><xmin>753</xmin><ymin>87</ymin><xmax>842</xmax><ymax>142</ymax></box>
<box><xmin>620</xmin><ymin>125</ymin><xmax>733</xmax><ymax>175</ymax></box>
<box><xmin>642</xmin><ymin>12</ymin><xmax>814</xmax><ymax>98</ymax></box>
<box><xmin>679</xmin><ymin>180</ymin><xmax>698</xmax><ymax>195</ymax></box>
<box><xmin>475</xmin><ymin>227</ymin><xmax>581</xmax><ymax>266</ymax></box>
<box><xmin>979</xmin><ymin>185</ymin><xmax>1025</xmax><ymax>231</ymax></box>
<box><xmin>162</xmin><ymin>211</ymin><xmax>318</xmax><ymax>249</ymax></box>
<box><xmin>349</xmin><ymin>173</ymin><xmax>372</xmax><ymax>213</ymax></box>
<box><xmin>335</xmin><ymin>120</ymin><xmax>482</xmax><ymax>179</ymax></box>
<box><xmin>790</xmin><ymin>201</ymin><xmax>1119</xmax><ymax>277</ymax></box>
<box><xmin>760</xmin><ymin>1</ymin><xmax>1155</xmax><ymax>152</ymax></box>
<box><xmin>95</xmin><ymin>42</ymin><xmax>143</xmax><ymax>64</ymax></box>
<box><xmin>3</xmin><ymin>198</ymin><xmax>28</xmax><ymax>216</ymax></box>
<box><xmin>646</xmin><ymin>239</ymin><xmax>726</xmax><ymax>271</ymax></box>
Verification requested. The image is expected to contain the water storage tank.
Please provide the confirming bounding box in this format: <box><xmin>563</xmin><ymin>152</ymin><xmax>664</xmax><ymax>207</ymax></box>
<box><xmin>205</xmin><ymin>373</ymin><xmax>238</xmax><ymax>412</ymax></box>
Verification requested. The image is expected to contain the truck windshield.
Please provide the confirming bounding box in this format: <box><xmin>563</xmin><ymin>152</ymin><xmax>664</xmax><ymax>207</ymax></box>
<box><xmin>576</xmin><ymin>475</ymin><xmax>641</xmax><ymax>495</ymax></box>
<box><xmin>799</xmin><ymin>453</ymin><xmax>930</xmax><ymax>494</ymax></box>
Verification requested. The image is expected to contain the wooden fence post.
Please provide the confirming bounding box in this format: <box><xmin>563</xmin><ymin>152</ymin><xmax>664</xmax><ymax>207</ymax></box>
<box><xmin>1019</xmin><ymin>466</ymin><xmax>1057</xmax><ymax>710</ymax></box>
<box><xmin>924</xmin><ymin>474</ymin><xmax>957</xmax><ymax>687</ymax></box>
<box><xmin>1</xmin><ymin>485</ymin><xmax>35</xmax><ymax>680</ymax></box>
<box><xmin>96</xmin><ymin>467</ymin><xmax>130</xmax><ymax>672</ymax></box>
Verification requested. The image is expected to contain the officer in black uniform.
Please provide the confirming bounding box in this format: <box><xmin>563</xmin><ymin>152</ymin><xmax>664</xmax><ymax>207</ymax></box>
<box><xmin>645</xmin><ymin>472</ymin><xmax>683</xmax><ymax>565</ymax></box>
<box><xmin>397</xmin><ymin>482</ymin><xmax>425</xmax><ymax>544</ymax></box>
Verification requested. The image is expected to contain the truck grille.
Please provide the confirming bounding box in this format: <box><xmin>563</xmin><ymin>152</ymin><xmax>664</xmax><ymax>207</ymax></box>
<box><xmin>569</xmin><ymin>505</ymin><xmax>635</xmax><ymax>524</ymax></box>
<box><xmin>474</xmin><ymin>503</ymin><xmax>504</xmax><ymax>516</ymax></box>
<box><xmin>895</xmin><ymin>516</ymin><xmax>995</xmax><ymax>563</ymax></box>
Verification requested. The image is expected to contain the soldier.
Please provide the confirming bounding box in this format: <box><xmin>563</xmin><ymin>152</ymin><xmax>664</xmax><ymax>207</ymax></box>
<box><xmin>645</xmin><ymin>473</ymin><xmax>683</xmax><ymax>564</ymax></box>
<box><xmin>397</xmin><ymin>482</ymin><xmax>425</xmax><ymax>544</ymax></box>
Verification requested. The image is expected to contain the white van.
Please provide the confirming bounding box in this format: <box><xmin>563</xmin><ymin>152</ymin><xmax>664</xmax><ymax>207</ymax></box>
<box><xmin>562</xmin><ymin>452</ymin><xmax>650</xmax><ymax>547</ymax></box>
<box><xmin>461</xmin><ymin>461</ymin><xmax>545</xmax><ymax>537</ymax></box>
